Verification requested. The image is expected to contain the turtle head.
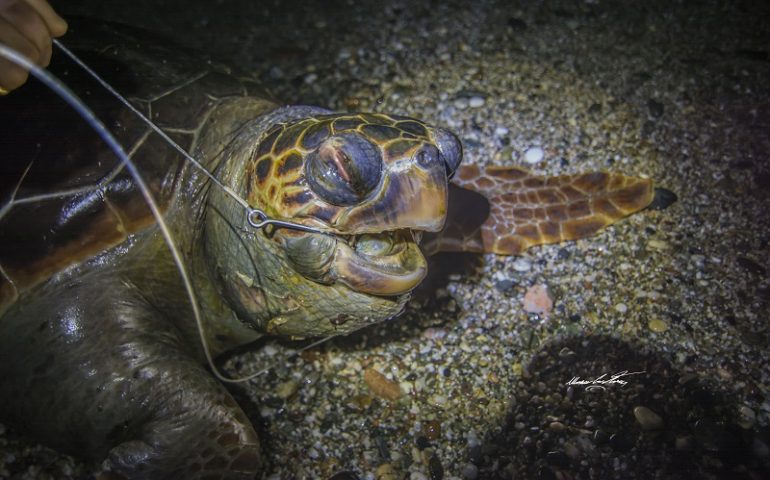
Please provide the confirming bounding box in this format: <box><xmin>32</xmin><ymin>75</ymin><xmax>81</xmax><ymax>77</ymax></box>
<box><xmin>205</xmin><ymin>109</ymin><xmax>461</xmax><ymax>338</ymax></box>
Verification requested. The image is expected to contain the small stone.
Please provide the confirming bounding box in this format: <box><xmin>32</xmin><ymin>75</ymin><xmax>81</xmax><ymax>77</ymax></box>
<box><xmin>275</xmin><ymin>379</ymin><xmax>300</xmax><ymax>399</ymax></box>
<box><xmin>564</xmin><ymin>442</ymin><xmax>580</xmax><ymax>459</ymax></box>
<box><xmin>545</xmin><ymin>450</ymin><xmax>569</xmax><ymax>468</ymax></box>
<box><xmin>523</xmin><ymin>284</ymin><xmax>553</xmax><ymax>317</ymax></box>
<box><xmin>647</xmin><ymin>239</ymin><xmax>669</xmax><ymax>251</ymax></box>
<box><xmin>453</xmin><ymin>98</ymin><xmax>469</xmax><ymax>110</ymax></box>
<box><xmin>375</xmin><ymin>463</ymin><xmax>397</xmax><ymax>480</ymax></box>
<box><xmin>648</xmin><ymin>318</ymin><xmax>669</xmax><ymax>333</ymax></box>
<box><xmin>524</xmin><ymin>147</ymin><xmax>544</xmax><ymax>164</ymax></box>
<box><xmin>461</xmin><ymin>463</ymin><xmax>479</xmax><ymax>480</ymax></box>
<box><xmin>495</xmin><ymin>278</ymin><xmax>515</xmax><ymax>292</ymax></box>
<box><xmin>634</xmin><ymin>406</ymin><xmax>664</xmax><ymax>430</ymax></box>
<box><xmin>615</xmin><ymin>303</ymin><xmax>628</xmax><ymax>314</ymax></box>
<box><xmin>593</xmin><ymin>429</ymin><xmax>610</xmax><ymax>445</ymax></box>
<box><xmin>364</xmin><ymin>368</ymin><xmax>403</xmax><ymax>401</ymax></box>
<box><xmin>675</xmin><ymin>435</ymin><xmax>695</xmax><ymax>450</ymax></box>
<box><xmin>422</xmin><ymin>420</ymin><xmax>442</xmax><ymax>441</ymax></box>
<box><xmin>549</xmin><ymin>421</ymin><xmax>565</xmax><ymax>432</ymax></box>
<box><xmin>428</xmin><ymin>454</ymin><xmax>444</xmax><ymax>480</ymax></box>
<box><xmin>468</xmin><ymin>96</ymin><xmax>485</xmax><ymax>108</ymax></box>
<box><xmin>329</xmin><ymin>471</ymin><xmax>360</xmax><ymax>480</ymax></box>
<box><xmin>558</xmin><ymin>347</ymin><xmax>576</xmax><ymax>360</ymax></box>
<box><xmin>428</xmin><ymin>395</ymin><xmax>447</xmax><ymax>407</ymax></box>
<box><xmin>737</xmin><ymin>406</ymin><xmax>756</xmax><ymax>429</ymax></box>
<box><xmin>512</xmin><ymin>257</ymin><xmax>532</xmax><ymax>272</ymax></box>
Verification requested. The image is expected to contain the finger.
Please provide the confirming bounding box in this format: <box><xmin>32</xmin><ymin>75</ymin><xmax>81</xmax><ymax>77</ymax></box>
<box><xmin>0</xmin><ymin>0</ymin><xmax>51</xmax><ymax>65</ymax></box>
<box><xmin>0</xmin><ymin>16</ymin><xmax>40</xmax><ymax>91</ymax></box>
<box><xmin>19</xmin><ymin>0</ymin><xmax>66</xmax><ymax>37</ymax></box>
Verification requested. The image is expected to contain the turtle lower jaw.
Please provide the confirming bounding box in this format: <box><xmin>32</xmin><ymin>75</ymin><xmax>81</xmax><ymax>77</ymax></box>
<box><xmin>281</xmin><ymin>228</ymin><xmax>428</xmax><ymax>296</ymax></box>
<box><xmin>333</xmin><ymin>229</ymin><xmax>427</xmax><ymax>296</ymax></box>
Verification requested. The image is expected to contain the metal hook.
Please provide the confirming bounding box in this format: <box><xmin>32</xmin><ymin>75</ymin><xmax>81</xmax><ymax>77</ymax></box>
<box><xmin>247</xmin><ymin>208</ymin><xmax>331</xmax><ymax>235</ymax></box>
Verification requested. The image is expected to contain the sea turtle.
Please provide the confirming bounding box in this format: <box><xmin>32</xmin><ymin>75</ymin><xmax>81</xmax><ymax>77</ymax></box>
<box><xmin>0</xmin><ymin>19</ymin><xmax>655</xmax><ymax>479</ymax></box>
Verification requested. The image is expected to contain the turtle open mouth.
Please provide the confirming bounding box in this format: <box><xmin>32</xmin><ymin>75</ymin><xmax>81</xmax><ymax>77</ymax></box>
<box><xmin>281</xmin><ymin>227</ymin><xmax>428</xmax><ymax>297</ymax></box>
<box><xmin>333</xmin><ymin>228</ymin><xmax>427</xmax><ymax>296</ymax></box>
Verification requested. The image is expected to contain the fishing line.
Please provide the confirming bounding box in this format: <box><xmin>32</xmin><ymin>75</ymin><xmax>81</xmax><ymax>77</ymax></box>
<box><xmin>52</xmin><ymin>39</ymin><xmax>328</xmax><ymax>237</ymax></box>
<box><xmin>0</xmin><ymin>41</ymin><xmax>333</xmax><ymax>384</ymax></box>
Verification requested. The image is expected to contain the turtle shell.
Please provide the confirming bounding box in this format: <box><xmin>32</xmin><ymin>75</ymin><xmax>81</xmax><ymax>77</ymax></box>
<box><xmin>0</xmin><ymin>18</ymin><xmax>274</xmax><ymax>313</ymax></box>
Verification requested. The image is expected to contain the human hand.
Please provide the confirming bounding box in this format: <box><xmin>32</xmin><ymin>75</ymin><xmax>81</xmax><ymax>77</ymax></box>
<box><xmin>0</xmin><ymin>0</ymin><xmax>67</xmax><ymax>94</ymax></box>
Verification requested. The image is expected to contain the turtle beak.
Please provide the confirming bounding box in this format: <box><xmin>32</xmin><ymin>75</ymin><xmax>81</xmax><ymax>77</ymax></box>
<box><xmin>432</xmin><ymin>127</ymin><xmax>463</xmax><ymax>179</ymax></box>
<box><xmin>340</xmin><ymin>149</ymin><xmax>449</xmax><ymax>233</ymax></box>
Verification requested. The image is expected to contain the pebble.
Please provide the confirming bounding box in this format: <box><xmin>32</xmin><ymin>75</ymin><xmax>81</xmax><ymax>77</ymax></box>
<box><xmin>512</xmin><ymin>257</ymin><xmax>532</xmax><ymax>272</ymax></box>
<box><xmin>615</xmin><ymin>303</ymin><xmax>628</xmax><ymax>314</ymax></box>
<box><xmin>648</xmin><ymin>318</ymin><xmax>669</xmax><ymax>333</ymax></box>
<box><xmin>545</xmin><ymin>450</ymin><xmax>569</xmax><ymax>468</ymax></box>
<box><xmin>422</xmin><ymin>420</ymin><xmax>442</xmax><ymax>441</ymax></box>
<box><xmin>329</xmin><ymin>471</ymin><xmax>361</xmax><ymax>480</ymax></box>
<box><xmin>468</xmin><ymin>96</ymin><xmax>485</xmax><ymax>108</ymax></box>
<box><xmin>523</xmin><ymin>284</ymin><xmax>553</xmax><ymax>317</ymax></box>
<box><xmin>275</xmin><ymin>379</ymin><xmax>299</xmax><ymax>399</ymax></box>
<box><xmin>675</xmin><ymin>435</ymin><xmax>695</xmax><ymax>450</ymax></box>
<box><xmin>376</xmin><ymin>463</ymin><xmax>398</xmax><ymax>480</ymax></box>
<box><xmin>524</xmin><ymin>146</ymin><xmax>544</xmax><ymax>164</ymax></box>
<box><xmin>461</xmin><ymin>463</ymin><xmax>479</xmax><ymax>480</ymax></box>
<box><xmin>549</xmin><ymin>421</ymin><xmax>565</xmax><ymax>432</ymax></box>
<box><xmin>453</xmin><ymin>98</ymin><xmax>469</xmax><ymax>110</ymax></box>
<box><xmin>428</xmin><ymin>454</ymin><xmax>444</xmax><ymax>480</ymax></box>
<box><xmin>646</xmin><ymin>239</ymin><xmax>669</xmax><ymax>251</ymax></box>
<box><xmin>634</xmin><ymin>406</ymin><xmax>664</xmax><ymax>430</ymax></box>
<box><xmin>737</xmin><ymin>405</ymin><xmax>756</xmax><ymax>429</ymax></box>
<box><xmin>593</xmin><ymin>429</ymin><xmax>609</xmax><ymax>445</ymax></box>
<box><xmin>364</xmin><ymin>368</ymin><xmax>403</xmax><ymax>401</ymax></box>
<box><xmin>564</xmin><ymin>442</ymin><xmax>580</xmax><ymax>459</ymax></box>
<box><xmin>494</xmin><ymin>126</ymin><xmax>509</xmax><ymax>136</ymax></box>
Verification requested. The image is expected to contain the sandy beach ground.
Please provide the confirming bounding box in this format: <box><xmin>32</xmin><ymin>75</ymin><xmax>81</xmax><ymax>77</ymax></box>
<box><xmin>1</xmin><ymin>0</ymin><xmax>768</xmax><ymax>478</ymax></box>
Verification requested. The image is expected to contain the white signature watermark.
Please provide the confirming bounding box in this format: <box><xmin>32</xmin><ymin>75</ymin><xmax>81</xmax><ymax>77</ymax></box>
<box><xmin>565</xmin><ymin>370</ymin><xmax>645</xmax><ymax>392</ymax></box>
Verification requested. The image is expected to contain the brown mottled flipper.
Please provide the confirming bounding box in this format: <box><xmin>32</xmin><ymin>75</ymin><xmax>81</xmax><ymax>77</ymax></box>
<box><xmin>425</xmin><ymin>164</ymin><xmax>654</xmax><ymax>255</ymax></box>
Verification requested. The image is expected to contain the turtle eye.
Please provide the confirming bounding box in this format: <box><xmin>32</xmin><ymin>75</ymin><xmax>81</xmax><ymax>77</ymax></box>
<box><xmin>306</xmin><ymin>133</ymin><xmax>383</xmax><ymax>206</ymax></box>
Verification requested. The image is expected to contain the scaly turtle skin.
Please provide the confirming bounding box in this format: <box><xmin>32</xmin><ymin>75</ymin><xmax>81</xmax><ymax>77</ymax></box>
<box><xmin>0</xmin><ymin>20</ymin><xmax>654</xmax><ymax>479</ymax></box>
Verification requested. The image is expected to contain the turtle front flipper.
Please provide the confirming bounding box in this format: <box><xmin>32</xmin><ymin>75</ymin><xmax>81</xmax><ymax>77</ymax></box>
<box><xmin>0</xmin><ymin>275</ymin><xmax>263</xmax><ymax>479</ymax></box>
<box><xmin>424</xmin><ymin>164</ymin><xmax>654</xmax><ymax>255</ymax></box>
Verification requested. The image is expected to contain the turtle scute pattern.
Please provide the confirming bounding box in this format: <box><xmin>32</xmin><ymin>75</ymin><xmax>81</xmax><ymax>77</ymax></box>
<box><xmin>429</xmin><ymin>163</ymin><xmax>654</xmax><ymax>255</ymax></box>
<box><xmin>244</xmin><ymin>112</ymin><xmax>440</xmax><ymax>224</ymax></box>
